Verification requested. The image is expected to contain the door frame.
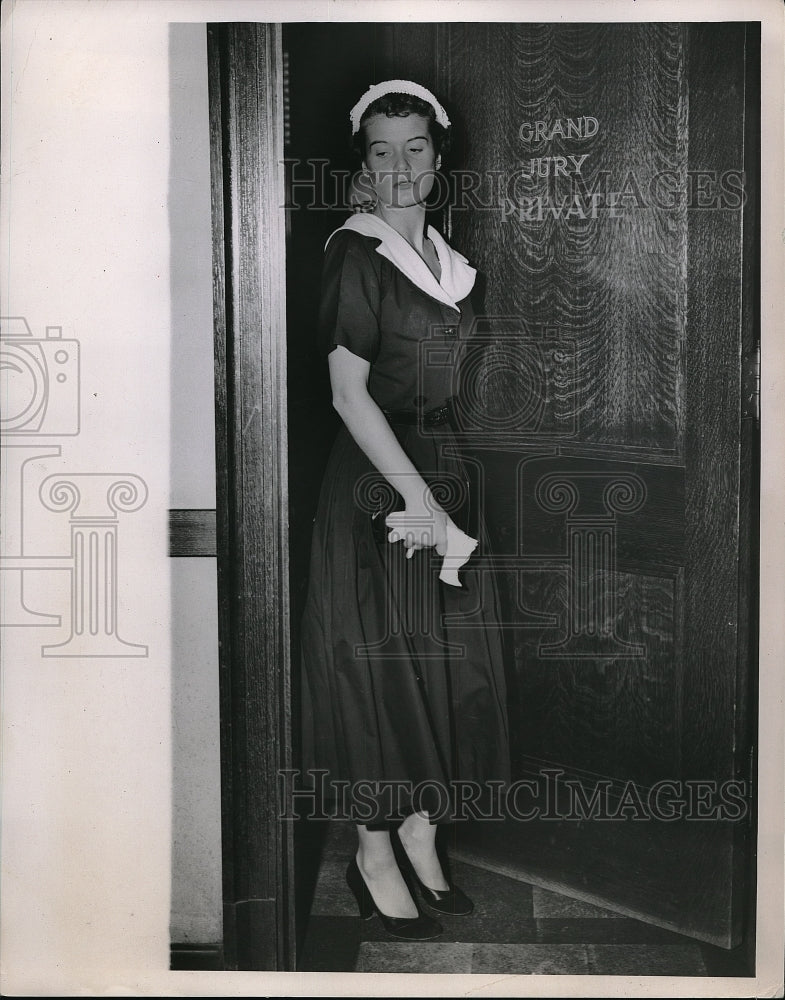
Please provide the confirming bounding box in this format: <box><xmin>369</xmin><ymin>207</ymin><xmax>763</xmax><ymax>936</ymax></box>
<box><xmin>207</xmin><ymin>22</ymin><xmax>294</xmax><ymax>971</ymax></box>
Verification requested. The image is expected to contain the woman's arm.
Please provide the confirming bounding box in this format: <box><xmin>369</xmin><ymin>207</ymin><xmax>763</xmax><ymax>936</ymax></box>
<box><xmin>329</xmin><ymin>345</ymin><xmax>447</xmax><ymax>555</ymax></box>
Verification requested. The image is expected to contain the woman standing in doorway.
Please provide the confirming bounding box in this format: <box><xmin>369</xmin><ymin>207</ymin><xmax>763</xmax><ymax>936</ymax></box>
<box><xmin>299</xmin><ymin>80</ymin><xmax>510</xmax><ymax>941</ymax></box>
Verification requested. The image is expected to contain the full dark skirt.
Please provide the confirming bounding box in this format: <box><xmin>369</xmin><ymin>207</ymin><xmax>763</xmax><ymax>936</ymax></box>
<box><xmin>300</xmin><ymin>420</ymin><xmax>510</xmax><ymax>824</ymax></box>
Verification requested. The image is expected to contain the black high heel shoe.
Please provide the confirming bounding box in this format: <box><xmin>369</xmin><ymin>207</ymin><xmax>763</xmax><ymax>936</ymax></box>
<box><xmin>345</xmin><ymin>856</ymin><xmax>443</xmax><ymax>941</ymax></box>
<box><xmin>391</xmin><ymin>827</ymin><xmax>474</xmax><ymax>916</ymax></box>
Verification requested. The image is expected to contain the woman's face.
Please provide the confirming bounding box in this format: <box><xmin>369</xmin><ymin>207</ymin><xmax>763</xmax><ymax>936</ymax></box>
<box><xmin>362</xmin><ymin>113</ymin><xmax>441</xmax><ymax>210</ymax></box>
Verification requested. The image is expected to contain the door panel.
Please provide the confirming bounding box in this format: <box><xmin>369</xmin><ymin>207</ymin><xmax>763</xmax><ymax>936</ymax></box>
<box><xmin>441</xmin><ymin>22</ymin><xmax>687</xmax><ymax>457</ymax></box>
<box><xmin>431</xmin><ymin>22</ymin><xmax>757</xmax><ymax>948</ymax></box>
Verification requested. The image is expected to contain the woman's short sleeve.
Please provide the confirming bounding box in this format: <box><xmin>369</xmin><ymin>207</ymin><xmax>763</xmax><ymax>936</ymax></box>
<box><xmin>317</xmin><ymin>230</ymin><xmax>381</xmax><ymax>363</ymax></box>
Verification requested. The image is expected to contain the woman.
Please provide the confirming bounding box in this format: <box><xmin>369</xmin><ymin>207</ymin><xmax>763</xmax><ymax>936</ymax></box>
<box><xmin>299</xmin><ymin>79</ymin><xmax>510</xmax><ymax>941</ymax></box>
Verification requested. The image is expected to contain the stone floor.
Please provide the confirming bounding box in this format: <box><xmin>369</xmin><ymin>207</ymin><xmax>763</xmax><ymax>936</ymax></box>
<box><xmin>296</xmin><ymin>820</ymin><xmax>748</xmax><ymax>976</ymax></box>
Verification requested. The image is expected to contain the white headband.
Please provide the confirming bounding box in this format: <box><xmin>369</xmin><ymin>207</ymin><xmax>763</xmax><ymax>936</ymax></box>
<box><xmin>349</xmin><ymin>79</ymin><xmax>451</xmax><ymax>135</ymax></box>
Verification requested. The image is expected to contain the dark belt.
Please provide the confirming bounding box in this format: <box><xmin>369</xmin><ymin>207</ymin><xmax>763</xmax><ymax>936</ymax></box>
<box><xmin>383</xmin><ymin>398</ymin><xmax>454</xmax><ymax>428</ymax></box>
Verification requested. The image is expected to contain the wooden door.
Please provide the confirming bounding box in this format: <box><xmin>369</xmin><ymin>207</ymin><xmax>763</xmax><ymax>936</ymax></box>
<box><xmin>432</xmin><ymin>22</ymin><xmax>759</xmax><ymax>951</ymax></box>
<box><xmin>209</xmin><ymin>19</ymin><xmax>759</xmax><ymax>969</ymax></box>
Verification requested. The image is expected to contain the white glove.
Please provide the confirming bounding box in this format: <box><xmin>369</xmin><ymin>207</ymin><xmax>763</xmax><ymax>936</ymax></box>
<box><xmin>385</xmin><ymin>510</ymin><xmax>478</xmax><ymax>587</ymax></box>
<box><xmin>438</xmin><ymin>517</ymin><xmax>478</xmax><ymax>587</ymax></box>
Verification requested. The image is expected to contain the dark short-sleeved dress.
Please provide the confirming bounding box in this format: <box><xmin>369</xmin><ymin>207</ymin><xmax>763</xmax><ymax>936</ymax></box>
<box><xmin>299</xmin><ymin>219</ymin><xmax>510</xmax><ymax>824</ymax></box>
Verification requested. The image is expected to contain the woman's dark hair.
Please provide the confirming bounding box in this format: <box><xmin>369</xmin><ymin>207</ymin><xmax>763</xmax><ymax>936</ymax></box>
<box><xmin>351</xmin><ymin>92</ymin><xmax>451</xmax><ymax>160</ymax></box>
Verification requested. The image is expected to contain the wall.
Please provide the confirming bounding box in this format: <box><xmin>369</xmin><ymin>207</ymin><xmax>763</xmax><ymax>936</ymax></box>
<box><xmin>167</xmin><ymin>23</ymin><xmax>222</xmax><ymax>946</ymax></box>
<box><xmin>1</xmin><ymin>1</ymin><xmax>175</xmax><ymax>988</ymax></box>
<box><xmin>0</xmin><ymin>2</ymin><xmax>222</xmax><ymax>987</ymax></box>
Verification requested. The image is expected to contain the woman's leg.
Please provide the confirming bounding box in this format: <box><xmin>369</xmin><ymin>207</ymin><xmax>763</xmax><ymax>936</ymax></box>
<box><xmin>355</xmin><ymin>824</ymin><xmax>418</xmax><ymax>918</ymax></box>
<box><xmin>397</xmin><ymin>811</ymin><xmax>450</xmax><ymax>891</ymax></box>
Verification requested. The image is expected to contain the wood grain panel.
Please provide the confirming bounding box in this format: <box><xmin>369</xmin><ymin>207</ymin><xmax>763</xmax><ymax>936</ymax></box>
<box><xmin>511</xmin><ymin>570</ymin><xmax>682</xmax><ymax>783</ymax></box>
<box><xmin>442</xmin><ymin>23</ymin><xmax>686</xmax><ymax>454</ymax></box>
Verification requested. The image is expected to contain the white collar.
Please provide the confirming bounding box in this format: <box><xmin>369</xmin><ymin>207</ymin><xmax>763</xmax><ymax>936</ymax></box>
<box><xmin>325</xmin><ymin>213</ymin><xmax>476</xmax><ymax>313</ymax></box>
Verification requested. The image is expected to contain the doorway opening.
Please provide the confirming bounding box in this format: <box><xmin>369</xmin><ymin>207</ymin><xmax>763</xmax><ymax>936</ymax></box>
<box><xmin>281</xmin><ymin>21</ymin><xmax>759</xmax><ymax>976</ymax></box>
<box><xmin>202</xmin><ymin>18</ymin><xmax>760</xmax><ymax>974</ymax></box>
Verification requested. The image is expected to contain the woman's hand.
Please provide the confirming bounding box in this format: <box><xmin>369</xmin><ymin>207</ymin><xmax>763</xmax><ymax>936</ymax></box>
<box><xmin>386</xmin><ymin>498</ymin><xmax>449</xmax><ymax>559</ymax></box>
